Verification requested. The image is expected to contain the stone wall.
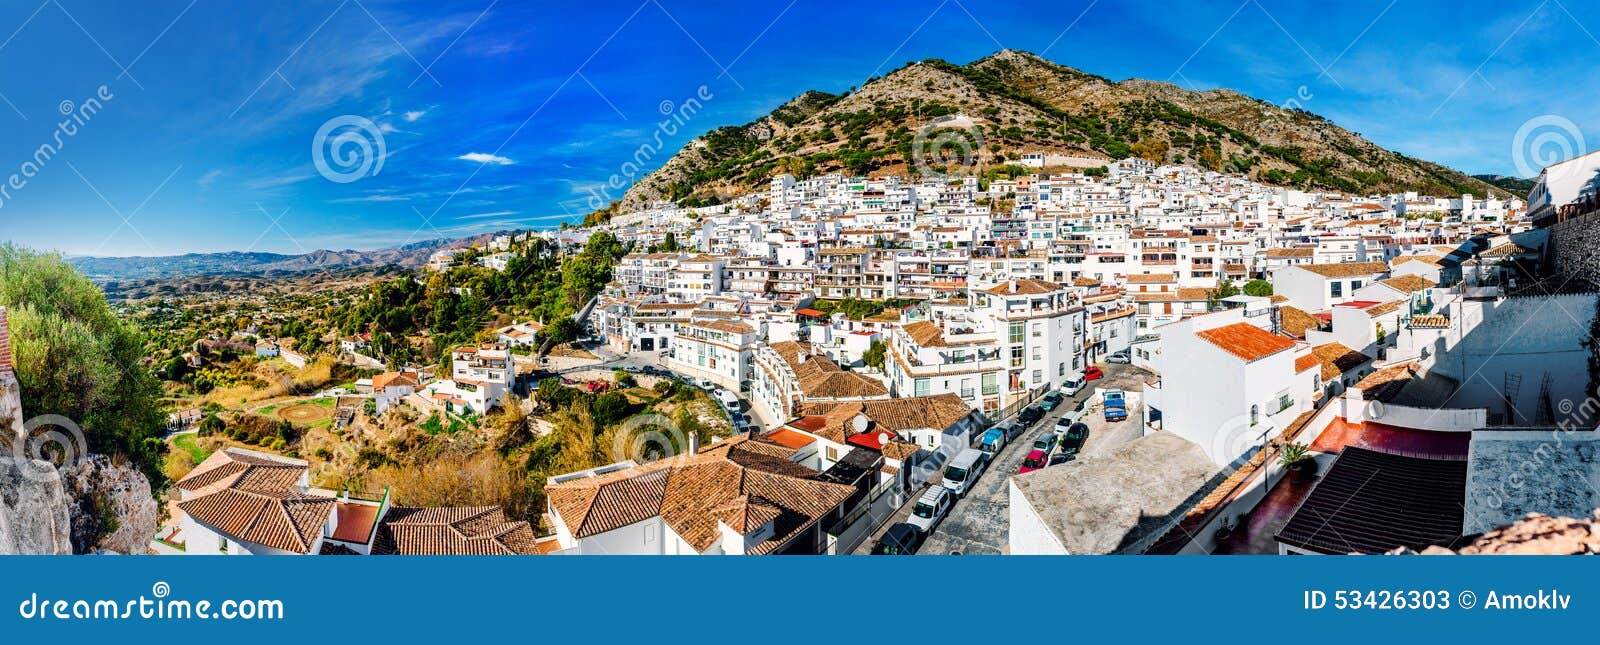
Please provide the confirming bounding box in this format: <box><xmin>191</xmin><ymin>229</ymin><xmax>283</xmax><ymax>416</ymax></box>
<box><xmin>1548</xmin><ymin>213</ymin><xmax>1600</xmax><ymax>289</ymax></box>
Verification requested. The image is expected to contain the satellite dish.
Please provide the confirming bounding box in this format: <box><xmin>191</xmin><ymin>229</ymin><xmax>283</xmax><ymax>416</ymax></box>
<box><xmin>851</xmin><ymin>414</ymin><xmax>871</xmax><ymax>434</ymax></box>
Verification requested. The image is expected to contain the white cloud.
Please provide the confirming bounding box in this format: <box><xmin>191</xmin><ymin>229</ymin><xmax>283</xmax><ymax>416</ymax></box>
<box><xmin>457</xmin><ymin>152</ymin><xmax>515</xmax><ymax>165</ymax></box>
<box><xmin>197</xmin><ymin>169</ymin><xmax>223</xmax><ymax>188</ymax></box>
<box><xmin>404</xmin><ymin>110</ymin><xmax>426</xmax><ymax>122</ymax></box>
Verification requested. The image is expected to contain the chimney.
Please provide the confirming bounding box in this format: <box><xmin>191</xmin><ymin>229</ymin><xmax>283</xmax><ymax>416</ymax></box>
<box><xmin>686</xmin><ymin>431</ymin><xmax>700</xmax><ymax>456</ymax></box>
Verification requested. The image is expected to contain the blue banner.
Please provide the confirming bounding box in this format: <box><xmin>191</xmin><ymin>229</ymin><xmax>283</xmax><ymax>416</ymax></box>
<box><xmin>0</xmin><ymin>556</ymin><xmax>1589</xmax><ymax>641</ymax></box>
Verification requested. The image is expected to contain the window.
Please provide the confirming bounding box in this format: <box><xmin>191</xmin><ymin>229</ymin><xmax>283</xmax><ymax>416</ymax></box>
<box><xmin>1250</xmin><ymin>404</ymin><xmax>1259</xmax><ymax>426</ymax></box>
<box><xmin>1032</xmin><ymin>369</ymin><xmax>1042</xmax><ymax>384</ymax></box>
<box><xmin>1008</xmin><ymin>322</ymin><xmax>1024</xmax><ymax>344</ymax></box>
<box><xmin>914</xmin><ymin>378</ymin><xmax>930</xmax><ymax>397</ymax></box>
<box><xmin>1330</xmin><ymin>281</ymin><xmax>1343</xmax><ymax>298</ymax></box>
<box><xmin>1351</xmin><ymin>280</ymin><xmax>1363</xmax><ymax>290</ymax></box>
<box><xmin>982</xmin><ymin>373</ymin><xmax>998</xmax><ymax>395</ymax></box>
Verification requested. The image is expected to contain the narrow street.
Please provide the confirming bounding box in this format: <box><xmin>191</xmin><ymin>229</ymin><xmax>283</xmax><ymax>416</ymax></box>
<box><xmin>914</xmin><ymin>363</ymin><xmax>1154</xmax><ymax>555</ymax></box>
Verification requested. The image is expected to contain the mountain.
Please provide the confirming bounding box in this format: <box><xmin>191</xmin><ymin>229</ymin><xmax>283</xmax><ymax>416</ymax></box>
<box><xmin>619</xmin><ymin>50</ymin><xmax>1503</xmax><ymax>210</ymax></box>
<box><xmin>70</xmin><ymin>234</ymin><xmax>503</xmax><ymax>283</ymax></box>
<box><xmin>1473</xmin><ymin>174</ymin><xmax>1536</xmax><ymax>196</ymax></box>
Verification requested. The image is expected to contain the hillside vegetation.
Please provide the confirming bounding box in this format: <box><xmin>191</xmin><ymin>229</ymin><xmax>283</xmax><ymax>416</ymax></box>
<box><xmin>619</xmin><ymin>50</ymin><xmax>1502</xmax><ymax>210</ymax></box>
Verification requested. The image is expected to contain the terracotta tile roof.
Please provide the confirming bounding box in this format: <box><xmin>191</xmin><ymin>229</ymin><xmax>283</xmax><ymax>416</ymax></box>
<box><xmin>1175</xmin><ymin>288</ymin><xmax>1210</xmax><ymax>301</ymax></box>
<box><xmin>901</xmin><ymin>320</ymin><xmax>947</xmax><ymax>347</ymax></box>
<box><xmin>1311</xmin><ymin>342</ymin><xmax>1369</xmax><ymax>381</ymax></box>
<box><xmin>1265</xmin><ymin>247</ymin><xmax>1314</xmax><ymax>258</ymax></box>
<box><xmin>1195</xmin><ymin>323</ymin><xmax>1296</xmax><ymax>363</ymax></box>
<box><xmin>372</xmin><ymin>371</ymin><xmax>419</xmax><ymax>391</ymax></box>
<box><xmin>1294</xmin><ymin>262</ymin><xmax>1388</xmax><ymax>278</ymax></box>
<box><xmin>695</xmin><ymin>319</ymin><xmax>756</xmax><ymax>335</ymax></box>
<box><xmin>174</xmin><ymin>449</ymin><xmax>332</xmax><ymax>554</ymax></box>
<box><xmin>762</xmin><ymin>428</ymin><xmax>817</xmax><ymax>450</ymax></box>
<box><xmin>1376</xmin><ymin>275</ymin><xmax>1433</xmax><ymax>293</ymax></box>
<box><xmin>1391</xmin><ymin>254</ymin><xmax>1443</xmax><ymax>267</ymax></box>
<box><xmin>1409</xmin><ymin>314</ymin><xmax>1450</xmax><ymax>329</ymax></box>
<box><xmin>983</xmin><ymin>278</ymin><xmax>1062</xmax><ymax>295</ymax></box>
<box><xmin>1295</xmin><ymin>354</ymin><xmax>1320</xmax><ymax>374</ymax></box>
<box><xmin>795</xmin><ymin>393</ymin><xmax>973</xmax><ymax>444</ymax></box>
<box><xmin>1125</xmin><ymin>273</ymin><xmax>1176</xmax><ymax>284</ymax></box>
<box><xmin>770</xmin><ymin>341</ymin><xmax>888</xmax><ymax>399</ymax></box>
<box><xmin>1273</xmin><ymin>307</ymin><xmax>1324</xmax><ymax>340</ymax></box>
<box><xmin>1352</xmin><ymin>362</ymin><xmax>1421</xmax><ymax>400</ymax></box>
<box><xmin>545</xmin><ymin>436</ymin><xmax>854</xmax><ymax>554</ymax></box>
<box><xmin>1360</xmin><ymin>300</ymin><xmax>1405</xmax><ymax>317</ymax></box>
<box><xmin>371</xmin><ymin>506</ymin><xmax>538</xmax><ymax>555</ymax></box>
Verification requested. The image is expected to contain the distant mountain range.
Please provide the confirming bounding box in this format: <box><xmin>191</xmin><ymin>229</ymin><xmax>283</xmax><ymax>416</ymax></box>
<box><xmin>621</xmin><ymin>49</ymin><xmax>1506</xmax><ymax>210</ymax></box>
<box><xmin>70</xmin><ymin>234</ymin><xmax>504</xmax><ymax>283</ymax></box>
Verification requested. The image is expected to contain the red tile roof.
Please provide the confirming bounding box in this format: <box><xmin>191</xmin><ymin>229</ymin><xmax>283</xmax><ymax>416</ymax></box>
<box><xmin>1195</xmin><ymin>323</ymin><xmax>1296</xmax><ymax>363</ymax></box>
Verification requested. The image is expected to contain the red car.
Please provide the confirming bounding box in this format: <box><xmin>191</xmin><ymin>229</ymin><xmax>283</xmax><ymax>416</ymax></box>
<box><xmin>1018</xmin><ymin>449</ymin><xmax>1048</xmax><ymax>474</ymax></box>
<box><xmin>1083</xmin><ymin>366</ymin><xmax>1105</xmax><ymax>381</ymax></box>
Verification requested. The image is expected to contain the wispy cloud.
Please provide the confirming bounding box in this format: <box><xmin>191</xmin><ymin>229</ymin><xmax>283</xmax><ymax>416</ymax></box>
<box><xmin>455</xmin><ymin>210</ymin><xmax>518</xmax><ymax>220</ymax></box>
<box><xmin>197</xmin><ymin>169</ymin><xmax>223</xmax><ymax>188</ymax></box>
<box><xmin>457</xmin><ymin>152</ymin><xmax>515</xmax><ymax>165</ymax></box>
<box><xmin>404</xmin><ymin>109</ymin><xmax>426</xmax><ymax>122</ymax></box>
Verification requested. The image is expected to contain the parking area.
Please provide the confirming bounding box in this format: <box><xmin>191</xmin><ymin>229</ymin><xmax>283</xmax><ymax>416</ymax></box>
<box><xmin>913</xmin><ymin>362</ymin><xmax>1154</xmax><ymax>555</ymax></box>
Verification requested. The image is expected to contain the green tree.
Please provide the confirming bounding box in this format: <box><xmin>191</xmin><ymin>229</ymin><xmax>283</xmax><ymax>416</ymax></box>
<box><xmin>862</xmin><ymin>340</ymin><xmax>887</xmax><ymax>370</ymax></box>
<box><xmin>0</xmin><ymin>245</ymin><xmax>169</xmax><ymax>488</ymax></box>
<box><xmin>1242</xmin><ymin>279</ymin><xmax>1274</xmax><ymax>297</ymax></box>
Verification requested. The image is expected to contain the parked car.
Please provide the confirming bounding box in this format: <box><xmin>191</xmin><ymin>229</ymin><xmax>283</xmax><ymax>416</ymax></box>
<box><xmin>1052</xmin><ymin>416</ymin><xmax>1075</xmax><ymax>437</ymax></box>
<box><xmin>1083</xmin><ymin>366</ymin><xmax>1105</xmax><ymax>381</ymax></box>
<box><xmin>1048</xmin><ymin>452</ymin><xmax>1076</xmax><ymax>466</ymax></box>
<box><xmin>871</xmin><ymin>523</ymin><xmax>923</xmax><ymax>555</ymax></box>
<box><xmin>1039</xmin><ymin>391</ymin><xmax>1065</xmax><ymax>412</ymax></box>
<box><xmin>1061</xmin><ymin>372</ymin><xmax>1087</xmax><ymax>396</ymax></box>
<box><xmin>1107</xmin><ymin>349</ymin><xmax>1132</xmax><ymax>364</ymax></box>
<box><xmin>1018</xmin><ymin>449</ymin><xmax>1049</xmax><ymax>474</ymax></box>
<box><xmin>1058</xmin><ymin>422</ymin><xmax>1090</xmax><ymax>457</ymax></box>
<box><xmin>1032</xmin><ymin>434</ymin><xmax>1058</xmax><ymax>455</ymax></box>
<box><xmin>1058</xmin><ymin>398</ymin><xmax>1087</xmax><ymax>425</ymax></box>
<box><xmin>907</xmin><ymin>487</ymin><xmax>954</xmax><ymax>533</ymax></box>
<box><xmin>993</xmin><ymin>420</ymin><xmax>1024</xmax><ymax>441</ymax></box>
<box><xmin>1103</xmin><ymin>389</ymin><xmax>1128</xmax><ymax>422</ymax></box>
<box><xmin>1017</xmin><ymin>406</ymin><xmax>1043</xmax><ymax>427</ymax></box>
<box><xmin>979</xmin><ymin>427</ymin><xmax>1008</xmax><ymax>455</ymax></box>
<box><xmin>941</xmin><ymin>449</ymin><xmax>990</xmax><ymax>496</ymax></box>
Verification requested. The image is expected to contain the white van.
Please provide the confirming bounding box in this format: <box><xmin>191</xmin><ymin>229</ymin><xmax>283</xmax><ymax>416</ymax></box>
<box><xmin>941</xmin><ymin>448</ymin><xmax>990</xmax><ymax>496</ymax></box>
<box><xmin>1061</xmin><ymin>371</ymin><xmax>1087</xmax><ymax>396</ymax></box>
<box><xmin>906</xmin><ymin>487</ymin><xmax>953</xmax><ymax>533</ymax></box>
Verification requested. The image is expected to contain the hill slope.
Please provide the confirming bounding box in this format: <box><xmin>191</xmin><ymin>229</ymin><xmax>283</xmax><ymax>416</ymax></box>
<box><xmin>619</xmin><ymin>50</ymin><xmax>1501</xmax><ymax>209</ymax></box>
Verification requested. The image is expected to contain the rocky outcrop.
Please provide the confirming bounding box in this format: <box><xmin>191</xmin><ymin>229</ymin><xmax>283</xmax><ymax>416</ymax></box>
<box><xmin>0</xmin><ymin>457</ymin><xmax>72</xmax><ymax>555</ymax></box>
<box><xmin>58</xmin><ymin>455</ymin><xmax>157</xmax><ymax>555</ymax></box>
<box><xmin>1392</xmin><ymin>512</ymin><xmax>1600</xmax><ymax>555</ymax></box>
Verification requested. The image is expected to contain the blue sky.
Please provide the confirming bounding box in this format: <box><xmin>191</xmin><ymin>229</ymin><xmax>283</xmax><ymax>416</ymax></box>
<box><xmin>0</xmin><ymin>0</ymin><xmax>1595</xmax><ymax>257</ymax></box>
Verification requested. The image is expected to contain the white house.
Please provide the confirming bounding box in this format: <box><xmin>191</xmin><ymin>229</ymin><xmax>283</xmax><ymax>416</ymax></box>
<box><xmin>1145</xmin><ymin>307</ymin><xmax>1310</xmax><ymax>466</ymax></box>
<box><xmin>1271</xmin><ymin>262</ymin><xmax>1388</xmax><ymax>311</ymax></box>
